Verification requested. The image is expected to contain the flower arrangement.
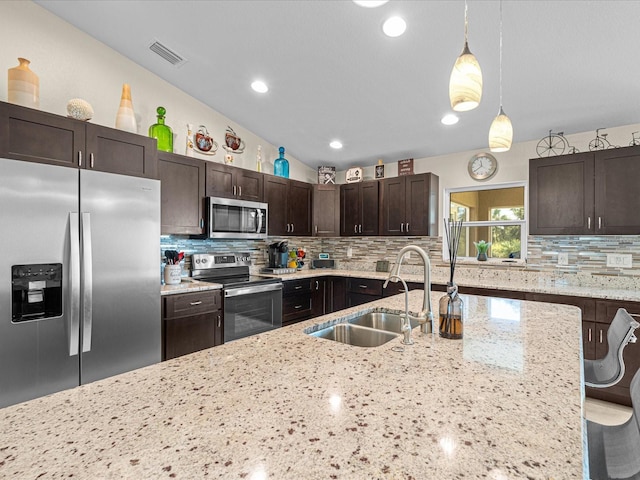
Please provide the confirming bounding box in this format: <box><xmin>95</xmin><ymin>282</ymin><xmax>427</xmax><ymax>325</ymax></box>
<box><xmin>473</xmin><ymin>240</ymin><xmax>491</xmax><ymax>261</ymax></box>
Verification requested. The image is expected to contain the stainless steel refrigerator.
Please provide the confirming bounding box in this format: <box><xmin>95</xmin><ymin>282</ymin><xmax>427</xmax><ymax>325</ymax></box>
<box><xmin>0</xmin><ymin>158</ymin><xmax>161</xmax><ymax>408</ymax></box>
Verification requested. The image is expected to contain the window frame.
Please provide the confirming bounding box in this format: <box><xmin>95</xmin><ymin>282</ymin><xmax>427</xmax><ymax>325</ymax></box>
<box><xmin>442</xmin><ymin>181</ymin><xmax>528</xmax><ymax>263</ymax></box>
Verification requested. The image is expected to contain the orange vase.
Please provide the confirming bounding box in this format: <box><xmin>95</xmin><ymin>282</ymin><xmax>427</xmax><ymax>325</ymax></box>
<box><xmin>115</xmin><ymin>83</ymin><xmax>137</xmax><ymax>133</ymax></box>
<box><xmin>8</xmin><ymin>58</ymin><xmax>39</xmax><ymax>109</ymax></box>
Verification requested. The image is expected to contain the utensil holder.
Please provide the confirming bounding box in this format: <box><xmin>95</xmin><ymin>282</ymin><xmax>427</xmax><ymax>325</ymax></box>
<box><xmin>164</xmin><ymin>264</ymin><xmax>181</xmax><ymax>285</ymax></box>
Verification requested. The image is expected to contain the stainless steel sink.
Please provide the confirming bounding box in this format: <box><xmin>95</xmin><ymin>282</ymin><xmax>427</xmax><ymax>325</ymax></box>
<box><xmin>348</xmin><ymin>312</ymin><xmax>418</xmax><ymax>334</ymax></box>
<box><xmin>309</xmin><ymin>323</ymin><xmax>398</xmax><ymax>347</ymax></box>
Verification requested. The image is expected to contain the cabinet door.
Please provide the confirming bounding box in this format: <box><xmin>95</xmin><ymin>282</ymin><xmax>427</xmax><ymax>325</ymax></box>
<box><xmin>529</xmin><ymin>153</ymin><xmax>594</xmax><ymax>235</ymax></box>
<box><xmin>236</xmin><ymin>169</ymin><xmax>264</xmax><ymax>202</ymax></box>
<box><xmin>595</xmin><ymin>146</ymin><xmax>640</xmax><ymax>234</ymax></box>
<box><xmin>311</xmin><ymin>278</ymin><xmax>325</xmax><ymax>317</ymax></box>
<box><xmin>340</xmin><ymin>184</ymin><xmax>360</xmax><ymax>235</ymax></box>
<box><xmin>327</xmin><ymin>277</ymin><xmax>346</xmax><ymax>313</ymax></box>
<box><xmin>205</xmin><ymin>162</ymin><xmax>235</xmax><ymax>198</ymax></box>
<box><xmin>381</xmin><ymin>177</ymin><xmax>405</xmax><ymax>235</ymax></box>
<box><xmin>405</xmin><ymin>173</ymin><xmax>438</xmax><ymax>236</ymax></box>
<box><xmin>157</xmin><ymin>152</ymin><xmax>205</xmax><ymax>235</ymax></box>
<box><xmin>360</xmin><ymin>181</ymin><xmax>379</xmax><ymax>235</ymax></box>
<box><xmin>85</xmin><ymin>124</ymin><xmax>157</xmax><ymax>178</ymax></box>
<box><xmin>288</xmin><ymin>179</ymin><xmax>312</xmax><ymax>236</ymax></box>
<box><xmin>313</xmin><ymin>184</ymin><xmax>340</xmax><ymax>236</ymax></box>
<box><xmin>264</xmin><ymin>175</ymin><xmax>288</xmax><ymax>236</ymax></box>
<box><xmin>163</xmin><ymin>312</ymin><xmax>217</xmax><ymax>360</ymax></box>
<box><xmin>0</xmin><ymin>100</ymin><xmax>84</xmax><ymax>168</ymax></box>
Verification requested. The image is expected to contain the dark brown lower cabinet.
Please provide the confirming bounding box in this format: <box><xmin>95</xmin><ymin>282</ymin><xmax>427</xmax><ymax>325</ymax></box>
<box><xmin>283</xmin><ymin>279</ymin><xmax>313</xmax><ymax>326</ymax></box>
<box><xmin>311</xmin><ymin>276</ymin><xmax>347</xmax><ymax>318</ymax></box>
<box><xmin>162</xmin><ymin>290</ymin><xmax>222</xmax><ymax>361</ymax></box>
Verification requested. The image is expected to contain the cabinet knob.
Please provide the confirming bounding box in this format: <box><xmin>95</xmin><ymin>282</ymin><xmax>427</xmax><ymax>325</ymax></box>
<box><xmin>406</xmin><ymin>223</ymin><xmax>409</xmax><ymax>232</ymax></box>
<box><xmin>588</xmin><ymin>217</ymin><xmax>591</xmax><ymax>229</ymax></box>
<box><xmin>233</xmin><ymin>185</ymin><xmax>237</xmax><ymax>196</ymax></box>
<box><xmin>354</xmin><ymin>225</ymin><xmax>357</xmax><ymax>233</ymax></box>
<box><xmin>190</xmin><ymin>301</ymin><xmax>203</xmax><ymax>306</ymax></box>
<box><xmin>78</xmin><ymin>151</ymin><xmax>83</xmax><ymax>167</ymax></box>
<box><xmin>598</xmin><ymin>217</ymin><xmax>602</xmax><ymax>230</ymax></box>
<box><xmin>291</xmin><ymin>223</ymin><xmax>294</xmax><ymax>233</ymax></box>
<box><xmin>217</xmin><ymin>315</ymin><xmax>221</xmax><ymax>328</ymax></box>
<box><xmin>238</xmin><ymin>186</ymin><xmax>242</xmax><ymax>197</ymax></box>
<box><xmin>90</xmin><ymin>153</ymin><xmax>95</xmax><ymax>169</ymax></box>
<box><xmin>401</xmin><ymin>223</ymin><xmax>404</xmax><ymax>232</ymax></box>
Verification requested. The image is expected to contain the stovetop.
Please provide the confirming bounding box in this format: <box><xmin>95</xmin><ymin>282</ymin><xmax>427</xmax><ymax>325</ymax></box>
<box><xmin>190</xmin><ymin>252</ymin><xmax>281</xmax><ymax>289</ymax></box>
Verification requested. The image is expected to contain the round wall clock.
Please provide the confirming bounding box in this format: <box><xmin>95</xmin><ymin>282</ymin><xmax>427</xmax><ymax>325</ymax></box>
<box><xmin>468</xmin><ymin>153</ymin><xmax>498</xmax><ymax>181</ymax></box>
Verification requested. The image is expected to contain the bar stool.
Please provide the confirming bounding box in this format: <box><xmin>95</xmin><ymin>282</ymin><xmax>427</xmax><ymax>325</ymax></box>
<box><xmin>587</xmin><ymin>368</ymin><xmax>640</xmax><ymax>479</ymax></box>
<box><xmin>584</xmin><ymin>308</ymin><xmax>639</xmax><ymax>389</ymax></box>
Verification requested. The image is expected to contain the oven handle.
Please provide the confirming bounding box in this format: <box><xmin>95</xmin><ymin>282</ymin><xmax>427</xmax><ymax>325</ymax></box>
<box><xmin>224</xmin><ymin>282</ymin><xmax>283</xmax><ymax>298</ymax></box>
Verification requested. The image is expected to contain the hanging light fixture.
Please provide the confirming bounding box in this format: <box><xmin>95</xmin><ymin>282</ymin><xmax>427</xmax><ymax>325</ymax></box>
<box><xmin>489</xmin><ymin>0</ymin><xmax>513</xmax><ymax>152</ymax></box>
<box><xmin>449</xmin><ymin>1</ymin><xmax>483</xmax><ymax>112</ymax></box>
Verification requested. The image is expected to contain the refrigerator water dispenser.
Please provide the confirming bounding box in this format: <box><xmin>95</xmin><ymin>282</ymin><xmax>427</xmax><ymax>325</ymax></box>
<box><xmin>11</xmin><ymin>263</ymin><xmax>62</xmax><ymax>322</ymax></box>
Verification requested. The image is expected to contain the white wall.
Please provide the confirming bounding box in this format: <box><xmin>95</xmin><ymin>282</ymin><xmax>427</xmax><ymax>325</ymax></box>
<box><xmin>0</xmin><ymin>1</ymin><xmax>318</xmax><ymax>183</ymax></box>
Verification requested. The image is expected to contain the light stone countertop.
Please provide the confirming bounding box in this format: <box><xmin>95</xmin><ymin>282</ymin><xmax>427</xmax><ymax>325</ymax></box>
<box><xmin>0</xmin><ymin>291</ymin><xmax>586</xmax><ymax>479</ymax></box>
<box><xmin>161</xmin><ymin>278</ymin><xmax>222</xmax><ymax>296</ymax></box>
<box><xmin>263</xmin><ymin>266</ymin><xmax>640</xmax><ymax>302</ymax></box>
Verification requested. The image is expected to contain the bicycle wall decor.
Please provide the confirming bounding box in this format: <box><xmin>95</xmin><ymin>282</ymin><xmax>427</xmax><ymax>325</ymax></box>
<box><xmin>536</xmin><ymin>128</ymin><xmax>639</xmax><ymax>157</ymax></box>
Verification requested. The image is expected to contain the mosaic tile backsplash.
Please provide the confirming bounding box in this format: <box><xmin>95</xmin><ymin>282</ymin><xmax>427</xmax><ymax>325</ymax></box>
<box><xmin>160</xmin><ymin>234</ymin><xmax>639</xmax><ymax>281</ymax></box>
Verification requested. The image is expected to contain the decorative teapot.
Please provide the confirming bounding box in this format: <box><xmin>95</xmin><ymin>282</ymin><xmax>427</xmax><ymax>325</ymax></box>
<box><xmin>195</xmin><ymin>125</ymin><xmax>218</xmax><ymax>154</ymax></box>
<box><xmin>224</xmin><ymin>126</ymin><xmax>245</xmax><ymax>153</ymax></box>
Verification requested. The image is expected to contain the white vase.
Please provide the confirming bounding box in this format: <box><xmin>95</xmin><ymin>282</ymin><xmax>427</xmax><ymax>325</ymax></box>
<box><xmin>185</xmin><ymin>123</ymin><xmax>194</xmax><ymax>157</ymax></box>
<box><xmin>8</xmin><ymin>58</ymin><xmax>39</xmax><ymax>109</ymax></box>
<box><xmin>115</xmin><ymin>83</ymin><xmax>137</xmax><ymax>133</ymax></box>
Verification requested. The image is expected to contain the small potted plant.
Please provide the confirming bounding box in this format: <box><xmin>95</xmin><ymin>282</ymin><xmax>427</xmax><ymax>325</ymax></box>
<box><xmin>473</xmin><ymin>240</ymin><xmax>491</xmax><ymax>261</ymax></box>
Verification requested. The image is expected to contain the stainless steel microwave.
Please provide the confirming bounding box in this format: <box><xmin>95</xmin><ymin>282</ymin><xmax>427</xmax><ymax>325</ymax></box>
<box><xmin>207</xmin><ymin>196</ymin><xmax>268</xmax><ymax>239</ymax></box>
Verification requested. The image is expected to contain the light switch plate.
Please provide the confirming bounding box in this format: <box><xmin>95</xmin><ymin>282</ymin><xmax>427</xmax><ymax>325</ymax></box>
<box><xmin>606</xmin><ymin>253</ymin><xmax>632</xmax><ymax>268</ymax></box>
<box><xmin>558</xmin><ymin>252</ymin><xmax>569</xmax><ymax>265</ymax></box>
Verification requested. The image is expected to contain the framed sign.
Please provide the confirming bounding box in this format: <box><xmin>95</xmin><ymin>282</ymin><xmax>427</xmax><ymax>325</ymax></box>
<box><xmin>398</xmin><ymin>158</ymin><xmax>414</xmax><ymax>176</ymax></box>
<box><xmin>318</xmin><ymin>166</ymin><xmax>336</xmax><ymax>184</ymax></box>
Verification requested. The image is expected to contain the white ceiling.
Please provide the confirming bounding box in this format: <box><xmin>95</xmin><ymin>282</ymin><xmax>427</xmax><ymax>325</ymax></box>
<box><xmin>36</xmin><ymin>0</ymin><xmax>640</xmax><ymax>170</ymax></box>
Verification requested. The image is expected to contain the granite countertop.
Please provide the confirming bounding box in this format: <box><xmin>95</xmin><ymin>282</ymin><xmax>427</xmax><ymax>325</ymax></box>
<box><xmin>161</xmin><ymin>278</ymin><xmax>222</xmax><ymax>296</ymax></box>
<box><xmin>264</xmin><ymin>266</ymin><xmax>640</xmax><ymax>302</ymax></box>
<box><xmin>0</xmin><ymin>291</ymin><xmax>586</xmax><ymax>479</ymax></box>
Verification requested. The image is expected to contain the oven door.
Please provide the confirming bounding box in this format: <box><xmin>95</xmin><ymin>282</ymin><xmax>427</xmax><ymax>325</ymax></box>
<box><xmin>223</xmin><ymin>283</ymin><xmax>282</xmax><ymax>342</ymax></box>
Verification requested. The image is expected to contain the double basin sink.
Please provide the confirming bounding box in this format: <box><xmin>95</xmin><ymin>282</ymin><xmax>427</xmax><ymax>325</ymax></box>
<box><xmin>308</xmin><ymin>312</ymin><xmax>418</xmax><ymax>347</ymax></box>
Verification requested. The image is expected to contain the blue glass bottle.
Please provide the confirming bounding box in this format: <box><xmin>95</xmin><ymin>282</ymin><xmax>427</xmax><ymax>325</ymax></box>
<box><xmin>274</xmin><ymin>146</ymin><xmax>289</xmax><ymax>178</ymax></box>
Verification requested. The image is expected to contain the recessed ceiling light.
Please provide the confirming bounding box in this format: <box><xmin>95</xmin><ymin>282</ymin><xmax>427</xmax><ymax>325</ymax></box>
<box><xmin>353</xmin><ymin>0</ymin><xmax>389</xmax><ymax>7</ymax></box>
<box><xmin>382</xmin><ymin>16</ymin><xmax>406</xmax><ymax>37</ymax></box>
<box><xmin>441</xmin><ymin>114</ymin><xmax>459</xmax><ymax>125</ymax></box>
<box><xmin>251</xmin><ymin>80</ymin><xmax>268</xmax><ymax>93</ymax></box>
<box><xmin>329</xmin><ymin>140</ymin><xmax>343</xmax><ymax>149</ymax></box>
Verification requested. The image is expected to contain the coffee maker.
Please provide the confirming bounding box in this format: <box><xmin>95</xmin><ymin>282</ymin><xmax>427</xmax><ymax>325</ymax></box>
<box><xmin>267</xmin><ymin>241</ymin><xmax>288</xmax><ymax>269</ymax></box>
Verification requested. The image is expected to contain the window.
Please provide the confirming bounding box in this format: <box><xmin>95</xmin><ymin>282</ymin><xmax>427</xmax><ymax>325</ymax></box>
<box><xmin>443</xmin><ymin>182</ymin><xmax>527</xmax><ymax>261</ymax></box>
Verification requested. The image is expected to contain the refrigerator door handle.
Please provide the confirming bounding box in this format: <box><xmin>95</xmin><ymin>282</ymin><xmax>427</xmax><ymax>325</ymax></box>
<box><xmin>69</xmin><ymin>212</ymin><xmax>80</xmax><ymax>356</ymax></box>
<box><xmin>81</xmin><ymin>212</ymin><xmax>93</xmax><ymax>352</ymax></box>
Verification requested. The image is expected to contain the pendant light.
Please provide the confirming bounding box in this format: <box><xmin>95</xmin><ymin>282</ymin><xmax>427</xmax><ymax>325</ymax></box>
<box><xmin>449</xmin><ymin>1</ymin><xmax>483</xmax><ymax>112</ymax></box>
<box><xmin>489</xmin><ymin>0</ymin><xmax>513</xmax><ymax>152</ymax></box>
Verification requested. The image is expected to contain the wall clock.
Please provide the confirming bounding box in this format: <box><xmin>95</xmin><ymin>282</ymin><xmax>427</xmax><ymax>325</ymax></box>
<box><xmin>468</xmin><ymin>153</ymin><xmax>498</xmax><ymax>181</ymax></box>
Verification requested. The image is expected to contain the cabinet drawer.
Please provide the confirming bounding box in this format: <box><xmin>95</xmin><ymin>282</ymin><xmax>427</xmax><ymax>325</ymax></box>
<box><xmin>283</xmin><ymin>278</ymin><xmax>313</xmax><ymax>294</ymax></box>
<box><xmin>163</xmin><ymin>290</ymin><xmax>221</xmax><ymax>319</ymax></box>
<box><xmin>283</xmin><ymin>293</ymin><xmax>312</xmax><ymax>324</ymax></box>
<box><xmin>347</xmin><ymin>277</ymin><xmax>383</xmax><ymax>296</ymax></box>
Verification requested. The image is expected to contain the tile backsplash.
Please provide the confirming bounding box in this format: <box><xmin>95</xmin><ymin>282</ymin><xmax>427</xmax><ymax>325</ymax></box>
<box><xmin>160</xmin><ymin>234</ymin><xmax>640</xmax><ymax>279</ymax></box>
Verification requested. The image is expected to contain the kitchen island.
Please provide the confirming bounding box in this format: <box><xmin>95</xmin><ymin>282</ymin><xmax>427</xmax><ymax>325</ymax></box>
<box><xmin>0</xmin><ymin>291</ymin><xmax>586</xmax><ymax>479</ymax></box>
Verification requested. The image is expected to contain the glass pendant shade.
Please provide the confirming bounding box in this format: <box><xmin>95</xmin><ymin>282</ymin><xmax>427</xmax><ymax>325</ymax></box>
<box><xmin>449</xmin><ymin>42</ymin><xmax>483</xmax><ymax>112</ymax></box>
<box><xmin>489</xmin><ymin>106</ymin><xmax>513</xmax><ymax>152</ymax></box>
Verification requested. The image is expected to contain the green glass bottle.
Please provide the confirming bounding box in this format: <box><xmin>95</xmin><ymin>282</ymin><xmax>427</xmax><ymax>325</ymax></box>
<box><xmin>149</xmin><ymin>106</ymin><xmax>173</xmax><ymax>152</ymax></box>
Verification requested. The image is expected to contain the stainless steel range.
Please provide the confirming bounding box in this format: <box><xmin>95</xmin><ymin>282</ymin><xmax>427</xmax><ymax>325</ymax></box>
<box><xmin>191</xmin><ymin>253</ymin><xmax>282</xmax><ymax>343</ymax></box>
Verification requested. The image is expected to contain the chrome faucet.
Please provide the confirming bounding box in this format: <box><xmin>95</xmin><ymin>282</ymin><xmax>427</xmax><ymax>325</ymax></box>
<box><xmin>383</xmin><ymin>274</ymin><xmax>413</xmax><ymax>345</ymax></box>
<box><xmin>386</xmin><ymin>245</ymin><xmax>434</xmax><ymax>334</ymax></box>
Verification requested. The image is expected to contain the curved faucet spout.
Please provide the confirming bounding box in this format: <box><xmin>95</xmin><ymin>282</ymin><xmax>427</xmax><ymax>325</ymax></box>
<box><xmin>388</xmin><ymin>245</ymin><xmax>434</xmax><ymax>333</ymax></box>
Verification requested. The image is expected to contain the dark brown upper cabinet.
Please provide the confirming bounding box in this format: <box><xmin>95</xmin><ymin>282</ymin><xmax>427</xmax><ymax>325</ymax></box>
<box><xmin>380</xmin><ymin>173</ymin><xmax>438</xmax><ymax>236</ymax></box>
<box><xmin>340</xmin><ymin>181</ymin><xmax>379</xmax><ymax>236</ymax></box>
<box><xmin>157</xmin><ymin>152</ymin><xmax>206</xmax><ymax>235</ymax></box>
<box><xmin>264</xmin><ymin>175</ymin><xmax>312</xmax><ymax>236</ymax></box>
<box><xmin>0</xmin><ymin>101</ymin><xmax>157</xmax><ymax>178</ymax></box>
<box><xmin>312</xmin><ymin>184</ymin><xmax>340</xmax><ymax>237</ymax></box>
<box><xmin>205</xmin><ymin>162</ymin><xmax>263</xmax><ymax>202</ymax></box>
<box><xmin>529</xmin><ymin>146</ymin><xmax>640</xmax><ymax>235</ymax></box>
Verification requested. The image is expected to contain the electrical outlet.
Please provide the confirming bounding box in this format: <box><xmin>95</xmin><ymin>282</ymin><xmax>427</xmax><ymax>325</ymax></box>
<box><xmin>558</xmin><ymin>252</ymin><xmax>569</xmax><ymax>265</ymax></box>
<box><xmin>347</xmin><ymin>246</ymin><xmax>353</xmax><ymax>258</ymax></box>
<box><xmin>606</xmin><ymin>253</ymin><xmax>632</xmax><ymax>268</ymax></box>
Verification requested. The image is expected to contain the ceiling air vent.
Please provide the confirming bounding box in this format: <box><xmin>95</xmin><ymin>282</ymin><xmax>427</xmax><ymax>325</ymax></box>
<box><xmin>148</xmin><ymin>40</ymin><xmax>187</xmax><ymax>67</ymax></box>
